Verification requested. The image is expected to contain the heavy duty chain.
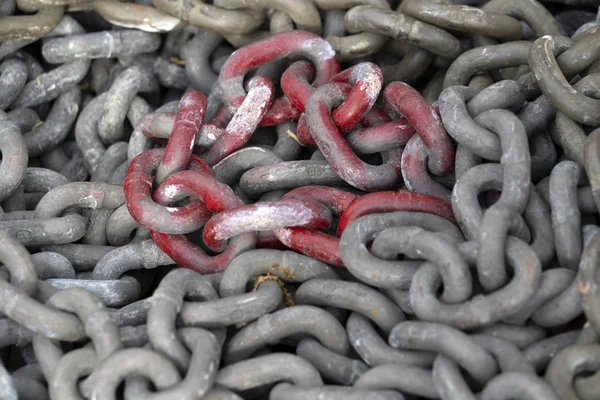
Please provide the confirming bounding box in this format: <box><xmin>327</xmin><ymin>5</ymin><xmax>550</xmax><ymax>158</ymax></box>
<box><xmin>2</xmin><ymin>0</ymin><xmax>600</xmax><ymax>399</ymax></box>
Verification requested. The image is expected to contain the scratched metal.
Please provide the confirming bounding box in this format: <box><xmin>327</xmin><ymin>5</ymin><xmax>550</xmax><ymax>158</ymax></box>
<box><xmin>0</xmin><ymin>1</ymin><xmax>599</xmax><ymax>398</ymax></box>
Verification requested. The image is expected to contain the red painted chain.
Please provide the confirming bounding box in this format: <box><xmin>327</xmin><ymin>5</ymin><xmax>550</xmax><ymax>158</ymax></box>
<box><xmin>124</xmin><ymin>30</ymin><xmax>459</xmax><ymax>273</ymax></box>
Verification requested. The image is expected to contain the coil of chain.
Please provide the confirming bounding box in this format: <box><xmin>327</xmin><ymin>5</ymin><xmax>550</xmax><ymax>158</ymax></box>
<box><xmin>2</xmin><ymin>0</ymin><xmax>600</xmax><ymax>399</ymax></box>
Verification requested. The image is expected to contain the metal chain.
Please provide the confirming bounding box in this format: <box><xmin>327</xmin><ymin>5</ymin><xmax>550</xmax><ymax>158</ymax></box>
<box><xmin>0</xmin><ymin>0</ymin><xmax>600</xmax><ymax>399</ymax></box>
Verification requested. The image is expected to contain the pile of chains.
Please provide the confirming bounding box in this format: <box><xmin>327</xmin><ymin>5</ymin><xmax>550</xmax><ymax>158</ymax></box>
<box><xmin>3</xmin><ymin>0</ymin><xmax>600</xmax><ymax>399</ymax></box>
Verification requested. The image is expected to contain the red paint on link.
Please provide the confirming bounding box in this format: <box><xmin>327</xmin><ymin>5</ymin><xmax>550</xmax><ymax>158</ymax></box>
<box><xmin>306</xmin><ymin>83</ymin><xmax>402</xmax><ymax>191</ymax></box>
<box><xmin>152</xmin><ymin>169</ymin><xmax>244</xmax><ymax>213</ymax></box>
<box><xmin>299</xmin><ymin>104</ymin><xmax>392</xmax><ymax>148</ymax></box>
<box><xmin>360</xmin><ymin>106</ymin><xmax>391</xmax><ymax>126</ymax></box>
<box><xmin>219</xmin><ymin>31</ymin><xmax>340</xmax><ymax>113</ymax></box>
<box><xmin>254</xmin><ymin>60</ymin><xmax>315</xmax><ymax>127</ymax></box>
<box><xmin>384</xmin><ymin>82</ymin><xmax>455</xmax><ymax>176</ymax></box>
<box><xmin>328</xmin><ymin>62</ymin><xmax>382</xmax><ymax>132</ymax></box>
<box><xmin>256</xmin><ymin>61</ymin><xmax>316</xmax><ymax>126</ymax></box>
<box><xmin>280</xmin><ymin>60</ymin><xmax>315</xmax><ymax>112</ymax></box>
<box><xmin>274</xmin><ymin>186</ymin><xmax>359</xmax><ymax>266</ymax></box>
<box><xmin>202</xmin><ymin>76</ymin><xmax>275</xmax><ymax>166</ymax></box>
<box><xmin>150</xmin><ymin>169</ymin><xmax>254</xmax><ymax>273</ymax></box>
<box><xmin>202</xmin><ymin>199</ymin><xmax>333</xmax><ymax>253</ymax></box>
<box><xmin>275</xmin><ymin>227</ymin><xmax>343</xmax><ymax>266</ymax></box>
<box><xmin>258</xmin><ymin>97</ymin><xmax>302</xmax><ymax>127</ymax></box>
<box><xmin>210</xmin><ymin>106</ymin><xmax>232</xmax><ymax>129</ymax></box>
<box><xmin>151</xmin><ymin>230</ymin><xmax>255</xmax><ymax>274</ymax></box>
<box><xmin>124</xmin><ymin>149</ymin><xmax>212</xmax><ymax>235</ymax></box>
<box><xmin>337</xmin><ymin>190</ymin><xmax>456</xmax><ymax>236</ymax></box>
<box><xmin>293</xmin><ymin>63</ymin><xmax>384</xmax><ymax>146</ymax></box>
<box><xmin>155</xmin><ymin>91</ymin><xmax>207</xmax><ymax>185</ymax></box>
<box><xmin>295</xmin><ymin>82</ymin><xmax>352</xmax><ymax>146</ymax></box>
<box><xmin>281</xmin><ymin>186</ymin><xmax>358</xmax><ymax>214</ymax></box>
